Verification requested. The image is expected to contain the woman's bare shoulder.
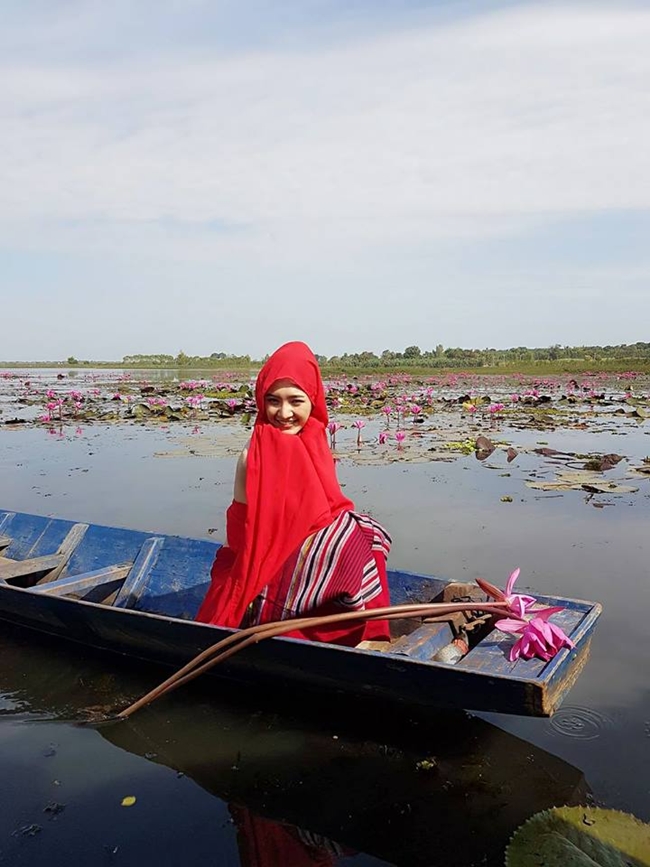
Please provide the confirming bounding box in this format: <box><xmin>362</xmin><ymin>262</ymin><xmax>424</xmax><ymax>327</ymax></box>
<box><xmin>233</xmin><ymin>440</ymin><xmax>251</xmax><ymax>503</ymax></box>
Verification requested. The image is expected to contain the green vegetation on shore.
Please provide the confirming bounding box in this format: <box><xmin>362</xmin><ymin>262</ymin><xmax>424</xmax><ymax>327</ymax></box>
<box><xmin>3</xmin><ymin>342</ymin><xmax>650</xmax><ymax>375</ymax></box>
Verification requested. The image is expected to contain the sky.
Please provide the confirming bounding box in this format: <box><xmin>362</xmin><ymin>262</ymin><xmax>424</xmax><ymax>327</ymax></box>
<box><xmin>2</xmin><ymin>0</ymin><xmax>649</xmax><ymax>361</ymax></box>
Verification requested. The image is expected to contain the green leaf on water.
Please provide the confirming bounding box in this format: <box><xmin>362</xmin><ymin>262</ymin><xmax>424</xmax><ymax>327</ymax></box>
<box><xmin>505</xmin><ymin>806</ymin><xmax>650</xmax><ymax>867</ymax></box>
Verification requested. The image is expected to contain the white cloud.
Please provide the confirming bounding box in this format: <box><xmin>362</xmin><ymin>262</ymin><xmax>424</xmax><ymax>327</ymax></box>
<box><xmin>2</xmin><ymin>3</ymin><xmax>650</xmax><ymax>251</ymax></box>
<box><xmin>2</xmin><ymin>3</ymin><xmax>650</xmax><ymax>358</ymax></box>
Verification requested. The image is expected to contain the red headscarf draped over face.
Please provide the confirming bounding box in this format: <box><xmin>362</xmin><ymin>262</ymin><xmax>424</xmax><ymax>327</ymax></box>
<box><xmin>203</xmin><ymin>341</ymin><xmax>354</xmax><ymax>628</ymax></box>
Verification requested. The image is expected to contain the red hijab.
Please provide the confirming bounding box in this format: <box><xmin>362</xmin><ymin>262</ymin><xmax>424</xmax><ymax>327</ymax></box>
<box><xmin>208</xmin><ymin>341</ymin><xmax>354</xmax><ymax>627</ymax></box>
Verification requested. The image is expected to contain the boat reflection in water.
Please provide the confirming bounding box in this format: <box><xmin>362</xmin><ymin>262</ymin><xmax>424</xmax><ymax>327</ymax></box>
<box><xmin>0</xmin><ymin>628</ymin><xmax>590</xmax><ymax>867</ymax></box>
<box><xmin>102</xmin><ymin>691</ymin><xmax>590</xmax><ymax>867</ymax></box>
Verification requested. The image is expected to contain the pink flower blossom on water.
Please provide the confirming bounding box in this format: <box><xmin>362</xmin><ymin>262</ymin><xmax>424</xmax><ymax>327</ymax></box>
<box><xmin>327</xmin><ymin>421</ymin><xmax>342</xmax><ymax>447</ymax></box>
<box><xmin>494</xmin><ymin>608</ymin><xmax>575</xmax><ymax>663</ymax></box>
<box><xmin>378</xmin><ymin>431</ymin><xmax>389</xmax><ymax>445</ymax></box>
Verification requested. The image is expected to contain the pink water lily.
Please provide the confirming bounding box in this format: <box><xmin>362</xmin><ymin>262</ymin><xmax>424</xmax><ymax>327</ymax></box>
<box><xmin>476</xmin><ymin>567</ymin><xmax>537</xmax><ymax>618</ymax></box>
<box><xmin>494</xmin><ymin>608</ymin><xmax>575</xmax><ymax>662</ymax></box>
<box><xmin>327</xmin><ymin>421</ymin><xmax>342</xmax><ymax>448</ymax></box>
<box><xmin>352</xmin><ymin>419</ymin><xmax>366</xmax><ymax>446</ymax></box>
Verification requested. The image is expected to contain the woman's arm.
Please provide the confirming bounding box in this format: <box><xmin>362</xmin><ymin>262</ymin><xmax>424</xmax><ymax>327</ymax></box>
<box><xmin>233</xmin><ymin>446</ymin><xmax>248</xmax><ymax>504</ymax></box>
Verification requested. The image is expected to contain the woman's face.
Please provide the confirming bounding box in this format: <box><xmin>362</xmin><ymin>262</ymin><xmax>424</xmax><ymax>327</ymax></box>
<box><xmin>264</xmin><ymin>378</ymin><xmax>312</xmax><ymax>434</ymax></box>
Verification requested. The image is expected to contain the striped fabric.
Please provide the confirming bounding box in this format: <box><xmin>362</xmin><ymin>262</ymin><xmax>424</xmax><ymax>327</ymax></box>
<box><xmin>244</xmin><ymin>511</ymin><xmax>391</xmax><ymax>627</ymax></box>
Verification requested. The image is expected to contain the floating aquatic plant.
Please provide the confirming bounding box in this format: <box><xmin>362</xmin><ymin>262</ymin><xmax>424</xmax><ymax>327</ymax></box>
<box><xmin>505</xmin><ymin>806</ymin><xmax>650</xmax><ymax>867</ymax></box>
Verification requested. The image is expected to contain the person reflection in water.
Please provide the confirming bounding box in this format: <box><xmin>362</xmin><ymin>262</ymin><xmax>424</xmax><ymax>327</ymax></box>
<box><xmin>230</xmin><ymin>805</ymin><xmax>352</xmax><ymax>867</ymax></box>
<box><xmin>196</xmin><ymin>341</ymin><xmax>392</xmax><ymax>646</ymax></box>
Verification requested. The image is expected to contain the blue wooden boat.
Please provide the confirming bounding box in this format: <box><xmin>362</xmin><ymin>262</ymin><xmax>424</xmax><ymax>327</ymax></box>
<box><xmin>0</xmin><ymin>508</ymin><xmax>601</xmax><ymax>717</ymax></box>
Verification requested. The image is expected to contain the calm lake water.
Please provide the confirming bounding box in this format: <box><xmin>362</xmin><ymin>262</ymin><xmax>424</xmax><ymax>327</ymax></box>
<box><xmin>1</xmin><ymin>369</ymin><xmax>649</xmax><ymax>865</ymax></box>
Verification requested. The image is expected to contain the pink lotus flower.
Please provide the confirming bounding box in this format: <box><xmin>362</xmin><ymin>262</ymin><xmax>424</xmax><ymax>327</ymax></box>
<box><xmin>352</xmin><ymin>419</ymin><xmax>366</xmax><ymax>445</ymax></box>
<box><xmin>476</xmin><ymin>567</ymin><xmax>537</xmax><ymax>618</ymax></box>
<box><xmin>327</xmin><ymin>421</ymin><xmax>342</xmax><ymax>447</ymax></box>
<box><xmin>378</xmin><ymin>431</ymin><xmax>389</xmax><ymax>445</ymax></box>
<box><xmin>494</xmin><ymin>608</ymin><xmax>575</xmax><ymax>662</ymax></box>
<box><xmin>394</xmin><ymin>430</ymin><xmax>406</xmax><ymax>450</ymax></box>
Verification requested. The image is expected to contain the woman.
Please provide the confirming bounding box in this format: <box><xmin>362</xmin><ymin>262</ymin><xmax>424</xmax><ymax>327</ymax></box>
<box><xmin>196</xmin><ymin>341</ymin><xmax>392</xmax><ymax>646</ymax></box>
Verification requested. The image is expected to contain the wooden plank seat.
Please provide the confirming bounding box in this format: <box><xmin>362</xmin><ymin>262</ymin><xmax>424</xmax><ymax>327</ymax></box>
<box><xmin>0</xmin><ymin>554</ymin><xmax>68</xmax><ymax>581</ymax></box>
<box><xmin>37</xmin><ymin>564</ymin><xmax>132</xmax><ymax>602</ymax></box>
<box><xmin>23</xmin><ymin>536</ymin><xmax>166</xmax><ymax>609</ymax></box>
<box><xmin>0</xmin><ymin>523</ymin><xmax>89</xmax><ymax>586</ymax></box>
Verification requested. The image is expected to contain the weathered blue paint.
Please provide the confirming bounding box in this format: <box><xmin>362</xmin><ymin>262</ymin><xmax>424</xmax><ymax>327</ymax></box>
<box><xmin>0</xmin><ymin>508</ymin><xmax>602</xmax><ymax>717</ymax></box>
<box><xmin>390</xmin><ymin>621</ymin><xmax>454</xmax><ymax>661</ymax></box>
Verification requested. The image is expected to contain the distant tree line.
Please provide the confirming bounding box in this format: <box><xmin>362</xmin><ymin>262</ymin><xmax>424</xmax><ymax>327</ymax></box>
<box><xmin>317</xmin><ymin>342</ymin><xmax>650</xmax><ymax>369</ymax></box>
<box><xmin>116</xmin><ymin>343</ymin><xmax>650</xmax><ymax>370</ymax></box>
<box><xmin>122</xmin><ymin>351</ymin><xmax>252</xmax><ymax>368</ymax></box>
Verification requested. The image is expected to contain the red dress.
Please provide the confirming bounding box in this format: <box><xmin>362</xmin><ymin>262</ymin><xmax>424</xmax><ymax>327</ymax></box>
<box><xmin>196</xmin><ymin>500</ymin><xmax>391</xmax><ymax>646</ymax></box>
<box><xmin>194</xmin><ymin>340</ymin><xmax>392</xmax><ymax>643</ymax></box>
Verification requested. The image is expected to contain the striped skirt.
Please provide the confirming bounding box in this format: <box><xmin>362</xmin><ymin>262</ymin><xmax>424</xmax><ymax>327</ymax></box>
<box><xmin>242</xmin><ymin>510</ymin><xmax>392</xmax><ymax>645</ymax></box>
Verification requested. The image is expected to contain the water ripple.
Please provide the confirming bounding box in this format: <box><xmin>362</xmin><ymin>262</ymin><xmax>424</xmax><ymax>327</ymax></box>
<box><xmin>548</xmin><ymin>706</ymin><xmax>613</xmax><ymax>740</ymax></box>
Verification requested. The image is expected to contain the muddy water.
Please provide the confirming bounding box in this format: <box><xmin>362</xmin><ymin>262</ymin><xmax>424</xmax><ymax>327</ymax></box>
<box><xmin>1</xmin><ymin>374</ymin><xmax>649</xmax><ymax>865</ymax></box>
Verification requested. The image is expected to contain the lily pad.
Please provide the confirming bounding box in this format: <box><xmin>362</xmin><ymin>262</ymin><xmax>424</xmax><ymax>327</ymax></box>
<box><xmin>526</xmin><ymin>479</ymin><xmax>638</xmax><ymax>494</ymax></box>
<box><xmin>505</xmin><ymin>806</ymin><xmax>650</xmax><ymax>866</ymax></box>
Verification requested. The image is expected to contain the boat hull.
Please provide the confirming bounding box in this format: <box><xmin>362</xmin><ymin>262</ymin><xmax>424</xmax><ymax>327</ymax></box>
<box><xmin>0</xmin><ymin>509</ymin><xmax>601</xmax><ymax>717</ymax></box>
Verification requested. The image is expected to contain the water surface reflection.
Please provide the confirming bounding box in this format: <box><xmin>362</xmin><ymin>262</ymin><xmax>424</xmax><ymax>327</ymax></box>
<box><xmin>0</xmin><ymin>627</ymin><xmax>588</xmax><ymax>867</ymax></box>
